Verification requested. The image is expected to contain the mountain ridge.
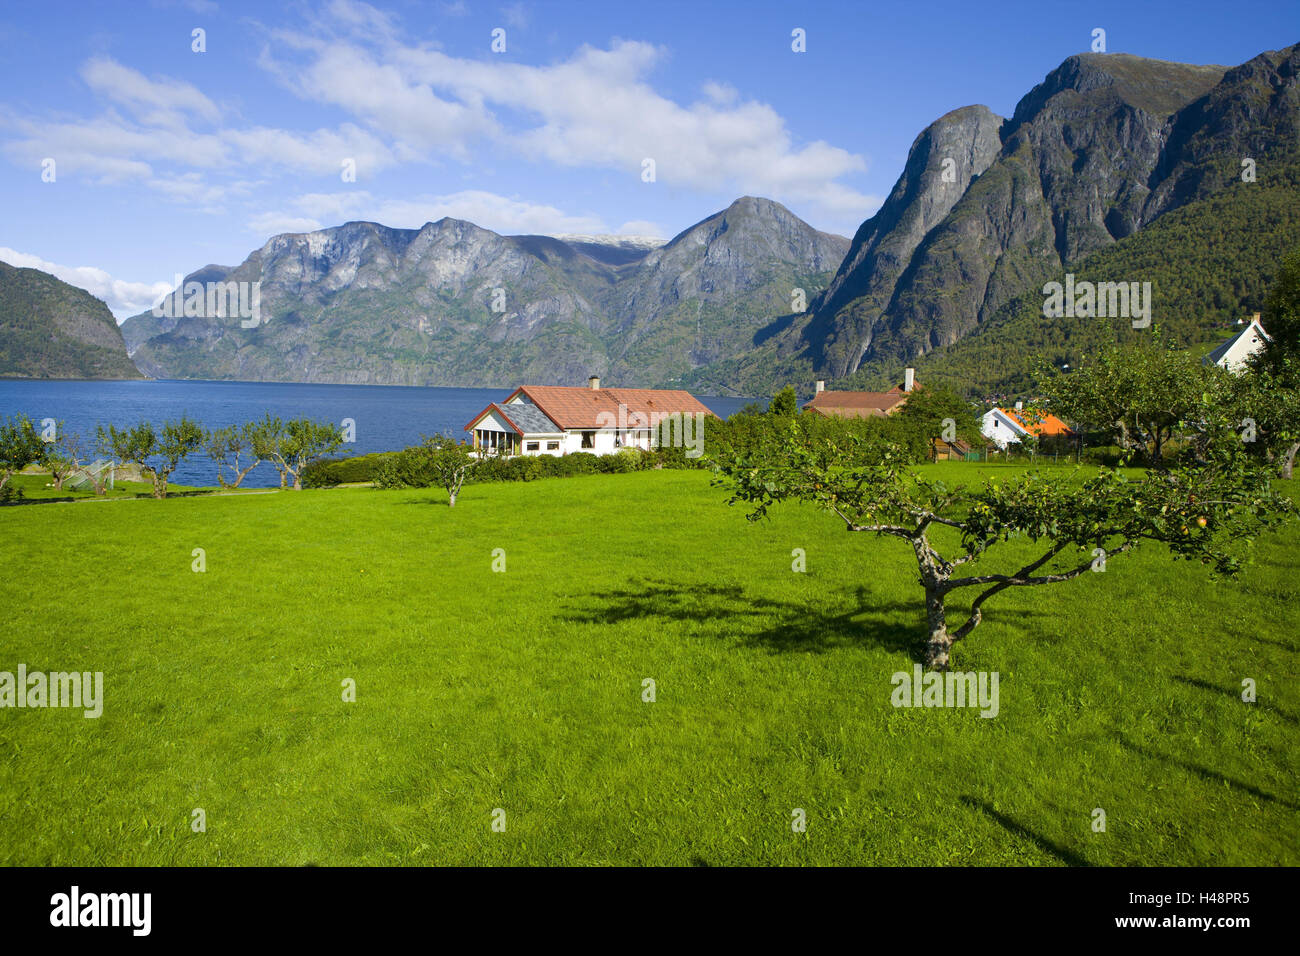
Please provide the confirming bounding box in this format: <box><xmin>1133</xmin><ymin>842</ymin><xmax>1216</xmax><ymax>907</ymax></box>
<box><xmin>0</xmin><ymin>261</ymin><xmax>142</xmax><ymax>380</ymax></box>
<box><xmin>123</xmin><ymin>197</ymin><xmax>849</xmax><ymax>387</ymax></box>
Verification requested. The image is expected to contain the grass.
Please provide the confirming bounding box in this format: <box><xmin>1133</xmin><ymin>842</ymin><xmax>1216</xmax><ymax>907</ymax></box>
<box><xmin>0</xmin><ymin>463</ymin><xmax>1296</xmax><ymax>866</ymax></box>
<box><xmin>3</xmin><ymin>469</ymin><xmax>263</xmax><ymax>503</ymax></box>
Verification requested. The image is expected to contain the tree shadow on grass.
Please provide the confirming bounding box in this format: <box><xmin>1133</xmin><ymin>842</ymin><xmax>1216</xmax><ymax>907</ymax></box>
<box><xmin>561</xmin><ymin>579</ymin><xmax>1055</xmax><ymax>663</ymax></box>
<box><xmin>1173</xmin><ymin>675</ymin><xmax>1298</xmax><ymax>727</ymax></box>
<box><xmin>563</xmin><ymin>579</ymin><xmax>924</xmax><ymax>659</ymax></box>
<box><xmin>1115</xmin><ymin>734</ymin><xmax>1299</xmax><ymax>811</ymax></box>
<box><xmin>959</xmin><ymin>796</ymin><xmax>1092</xmax><ymax>866</ymax></box>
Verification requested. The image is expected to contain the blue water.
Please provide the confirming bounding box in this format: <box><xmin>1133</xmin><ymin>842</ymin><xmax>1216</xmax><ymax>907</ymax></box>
<box><xmin>0</xmin><ymin>379</ymin><xmax>757</xmax><ymax>488</ymax></box>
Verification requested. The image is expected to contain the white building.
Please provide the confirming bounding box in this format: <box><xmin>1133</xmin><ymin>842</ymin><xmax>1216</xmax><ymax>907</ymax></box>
<box><xmin>464</xmin><ymin>377</ymin><xmax>715</xmax><ymax>457</ymax></box>
<box><xmin>1203</xmin><ymin>314</ymin><xmax>1269</xmax><ymax>374</ymax></box>
<box><xmin>981</xmin><ymin>402</ymin><xmax>1074</xmax><ymax>450</ymax></box>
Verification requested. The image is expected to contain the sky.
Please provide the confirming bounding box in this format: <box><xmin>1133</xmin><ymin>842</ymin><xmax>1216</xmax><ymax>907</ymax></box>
<box><xmin>0</xmin><ymin>0</ymin><xmax>1294</xmax><ymax>320</ymax></box>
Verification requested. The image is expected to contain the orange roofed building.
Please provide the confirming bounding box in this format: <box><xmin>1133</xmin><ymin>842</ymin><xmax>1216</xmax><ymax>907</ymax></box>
<box><xmin>981</xmin><ymin>403</ymin><xmax>1074</xmax><ymax>449</ymax></box>
<box><xmin>463</xmin><ymin>376</ymin><xmax>716</xmax><ymax>456</ymax></box>
<box><xmin>802</xmin><ymin>368</ymin><xmax>920</xmax><ymax>419</ymax></box>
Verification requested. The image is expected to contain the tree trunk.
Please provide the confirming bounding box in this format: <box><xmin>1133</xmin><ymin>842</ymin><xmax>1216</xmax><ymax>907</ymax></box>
<box><xmin>448</xmin><ymin>488</ymin><xmax>457</xmax><ymax>507</ymax></box>
<box><xmin>293</xmin><ymin>473</ymin><xmax>302</xmax><ymax>490</ymax></box>
<box><xmin>924</xmin><ymin>587</ymin><xmax>951</xmax><ymax>671</ymax></box>
<box><xmin>1283</xmin><ymin>441</ymin><xmax>1300</xmax><ymax>480</ymax></box>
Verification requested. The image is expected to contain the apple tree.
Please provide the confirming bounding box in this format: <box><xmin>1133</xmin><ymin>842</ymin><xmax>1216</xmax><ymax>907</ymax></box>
<box><xmin>716</xmin><ymin>421</ymin><xmax>1291</xmax><ymax>669</ymax></box>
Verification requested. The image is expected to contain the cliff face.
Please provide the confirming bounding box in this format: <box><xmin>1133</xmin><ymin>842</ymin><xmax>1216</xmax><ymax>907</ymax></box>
<box><xmin>803</xmin><ymin>104</ymin><xmax>1006</xmax><ymax>375</ymax></box>
<box><xmin>0</xmin><ymin>262</ymin><xmax>142</xmax><ymax>379</ymax></box>
<box><xmin>123</xmin><ymin>198</ymin><xmax>848</xmax><ymax>387</ymax></box>
<box><xmin>797</xmin><ymin>45</ymin><xmax>1300</xmax><ymax>379</ymax></box>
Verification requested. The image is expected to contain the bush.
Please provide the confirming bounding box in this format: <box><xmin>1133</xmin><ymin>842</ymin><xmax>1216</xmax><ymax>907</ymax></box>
<box><xmin>558</xmin><ymin>452</ymin><xmax>601</xmax><ymax>475</ymax></box>
<box><xmin>510</xmin><ymin>455</ymin><xmax>543</xmax><ymax>482</ymax></box>
<box><xmin>302</xmin><ymin>452</ymin><xmax>400</xmax><ymax>487</ymax></box>
<box><xmin>335</xmin><ymin>444</ymin><xmax>671</xmax><ymax>489</ymax></box>
<box><xmin>651</xmin><ymin>444</ymin><xmax>691</xmax><ymax>469</ymax></box>
<box><xmin>471</xmin><ymin>454</ymin><xmax>514</xmax><ymax>483</ymax></box>
<box><xmin>373</xmin><ymin>458</ymin><xmax>408</xmax><ymax>489</ymax></box>
<box><xmin>597</xmin><ymin>448</ymin><xmax>648</xmax><ymax>473</ymax></box>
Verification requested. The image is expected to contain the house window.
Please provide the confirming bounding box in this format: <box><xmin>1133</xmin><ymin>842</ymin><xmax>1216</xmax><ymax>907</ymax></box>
<box><xmin>525</xmin><ymin>441</ymin><xmax>539</xmax><ymax>452</ymax></box>
<box><xmin>581</xmin><ymin>431</ymin><xmax>595</xmax><ymax>449</ymax></box>
<box><xmin>477</xmin><ymin>430</ymin><xmax>517</xmax><ymax>455</ymax></box>
<box><xmin>546</xmin><ymin>441</ymin><xmax>559</xmax><ymax>451</ymax></box>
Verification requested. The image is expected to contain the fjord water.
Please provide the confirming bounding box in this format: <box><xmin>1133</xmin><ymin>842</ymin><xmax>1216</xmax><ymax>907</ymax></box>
<box><xmin>0</xmin><ymin>379</ymin><xmax>756</xmax><ymax>488</ymax></box>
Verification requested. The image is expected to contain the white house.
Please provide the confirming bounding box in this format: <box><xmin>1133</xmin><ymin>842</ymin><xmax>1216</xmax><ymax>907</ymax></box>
<box><xmin>1203</xmin><ymin>314</ymin><xmax>1269</xmax><ymax>374</ymax></box>
<box><xmin>981</xmin><ymin>402</ymin><xmax>1074</xmax><ymax>450</ymax></box>
<box><xmin>464</xmin><ymin>377</ymin><xmax>716</xmax><ymax>457</ymax></box>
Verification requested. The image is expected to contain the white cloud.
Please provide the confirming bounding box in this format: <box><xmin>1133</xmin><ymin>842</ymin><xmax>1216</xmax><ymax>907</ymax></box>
<box><xmin>248</xmin><ymin>212</ymin><xmax>324</xmax><ymax>235</ymax></box>
<box><xmin>0</xmin><ymin>4</ymin><xmax>879</xmax><ymax>242</ymax></box>
<box><xmin>701</xmin><ymin>81</ymin><xmax>739</xmax><ymax>106</ymax></box>
<box><xmin>81</xmin><ymin>57</ymin><xmax>221</xmax><ymax>125</ymax></box>
<box><xmin>0</xmin><ymin>247</ymin><xmax>173</xmax><ymax>319</ymax></box>
<box><xmin>259</xmin><ymin>5</ymin><xmax>879</xmax><ymax>224</ymax></box>
<box><xmin>0</xmin><ymin>52</ymin><xmax>400</xmax><ymax>192</ymax></box>
<box><xmin>500</xmin><ymin>3</ymin><xmax>529</xmax><ymax>29</ymax></box>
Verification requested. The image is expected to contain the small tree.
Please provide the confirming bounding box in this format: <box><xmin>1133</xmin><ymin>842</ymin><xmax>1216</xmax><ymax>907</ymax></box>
<box><xmin>98</xmin><ymin>417</ymin><xmax>204</xmax><ymax>498</ymax></box>
<box><xmin>37</xmin><ymin>420</ymin><xmax>75</xmax><ymax>490</ymax></box>
<box><xmin>1257</xmin><ymin>245</ymin><xmax>1300</xmax><ymax>365</ymax></box>
<box><xmin>412</xmin><ymin>434</ymin><xmax>476</xmax><ymax>506</ymax></box>
<box><xmin>1042</xmin><ymin>341</ymin><xmax>1224</xmax><ymax>463</ymax></box>
<box><xmin>265</xmin><ymin>417</ymin><xmax>344</xmax><ymax>490</ymax></box>
<box><xmin>1247</xmin><ymin>244</ymin><xmax>1300</xmax><ymax>476</ymax></box>
<box><xmin>206</xmin><ymin>422</ymin><xmax>266</xmax><ymax>489</ymax></box>
<box><xmin>717</xmin><ymin>422</ymin><xmax>1291</xmax><ymax>669</ymax></box>
<box><xmin>891</xmin><ymin>384</ymin><xmax>982</xmax><ymax>460</ymax></box>
<box><xmin>0</xmin><ymin>414</ymin><xmax>44</xmax><ymax>494</ymax></box>
<box><xmin>769</xmin><ymin>386</ymin><xmax>799</xmax><ymax>418</ymax></box>
<box><xmin>1233</xmin><ymin>354</ymin><xmax>1300</xmax><ymax>478</ymax></box>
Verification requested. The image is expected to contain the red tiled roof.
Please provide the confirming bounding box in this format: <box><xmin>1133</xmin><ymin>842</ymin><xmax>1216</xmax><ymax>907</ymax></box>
<box><xmin>513</xmin><ymin>385</ymin><xmax>715</xmax><ymax>430</ymax></box>
<box><xmin>803</xmin><ymin>384</ymin><xmax>916</xmax><ymax>419</ymax></box>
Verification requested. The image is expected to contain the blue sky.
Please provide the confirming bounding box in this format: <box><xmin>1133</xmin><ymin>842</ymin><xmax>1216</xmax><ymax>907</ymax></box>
<box><xmin>0</xmin><ymin>0</ymin><xmax>1294</xmax><ymax>319</ymax></box>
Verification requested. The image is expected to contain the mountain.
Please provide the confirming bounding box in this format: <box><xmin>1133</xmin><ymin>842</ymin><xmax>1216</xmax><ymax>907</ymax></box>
<box><xmin>0</xmin><ymin>262</ymin><xmax>142</xmax><ymax>379</ymax></box>
<box><xmin>715</xmin><ymin>42</ymin><xmax>1298</xmax><ymax>395</ymax></box>
<box><xmin>799</xmin><ymin>104</ymin><xmax>1005</xmax><ymax>376</ymax></box>
<box><xmin>841</xmin><ymin>159</ymin><xmax>1300</xmax><ymax>399</ymax></box>
<box><xmin>122</xmin><ymin>198</ymin><xmax>848</xmax><ymax>388</ymax></box>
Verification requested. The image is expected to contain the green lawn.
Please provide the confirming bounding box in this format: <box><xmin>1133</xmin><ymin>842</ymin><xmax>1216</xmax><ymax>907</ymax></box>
<box><xmin>1</xmin><ymin>464</ymin><xmax>1296</xmax><ymax>865</ymax></box>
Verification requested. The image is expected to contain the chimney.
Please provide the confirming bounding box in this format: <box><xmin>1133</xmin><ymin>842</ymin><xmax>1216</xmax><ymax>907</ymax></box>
<box><xmin>815</xmin><ymin>380</ymin><xmax>825</xmax><ymax>394</ymax></box>
<box><xmin>904</xmin><ymin>368</ymin><xmax>915</xmax><ymax>393</ymax></box>
<box><xmin>588</xmin><ymin>376</ymin><xmax>600</xmax><ymax>390</ymax></box>
<box><xmin>1253</xmin><ymin>312</ymin><xmax>1261</xmax><ymax>324</ymax></box>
